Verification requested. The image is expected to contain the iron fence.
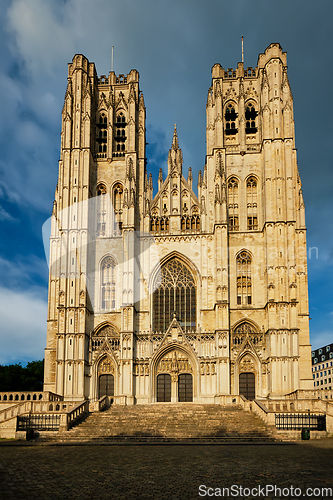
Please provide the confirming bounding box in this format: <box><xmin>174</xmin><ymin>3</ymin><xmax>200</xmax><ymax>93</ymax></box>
<box><xmin>17</xmin><ymin>414</ymin><xmax>61</xmax><ymax>431</ymax></box>
<box><xmin>275</xmin><ymin>413</ymin><xmax>326</xmax><ymax>431</ymax></box>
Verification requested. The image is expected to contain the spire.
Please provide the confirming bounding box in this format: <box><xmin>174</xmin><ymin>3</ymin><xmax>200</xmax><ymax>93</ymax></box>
<box><xmin>206</xmin><ymin>89</ymin><xmax>213</xmax><ymax>108</ymax></box>
<box><xmin>139</xmin><ymin>92</ymin><xmax>145</xmax><ymax>108</ymax></box>
<box><xmin>158</xmin><ymin>168</ymin><xmax>163</xmax><ymax>191</ymax></box>
<box><xmin>172</xmin><ymin>124</ymin><xmax>179</xmax><ymax>151</ymax></box>
<box><xmin>203</xmin><ymin>165</ymin><xmax>207</xmax><ymax>188</ymax></box>
<box><xmin>215</xmin><ymin>151</ymin><xmax>222</xmax><ymax>178</ymax></box>
<box><xmin>198</xmin><ymin>170</ymin><xmax>203</xmax><ymax>188</ymax></box>
<box><xmin>168</xmin><ymin>125</ymin><xmax>183</xmax><ymax>175</ymax></box>
<box><xmin>299</xmin><ymin>189</ymin><xmax>305</xmax><ymax>209</ymax></box>
<box><xmin>187</xmin><ymin>167</ymin><xmax>193</xmax><ymax>189</ymax></box>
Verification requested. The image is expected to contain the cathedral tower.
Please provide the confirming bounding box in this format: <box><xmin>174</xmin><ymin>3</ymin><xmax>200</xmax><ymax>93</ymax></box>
<box><xmin>44</xmin><ymin>45</ymin><xmax>312</xmax><ymax>404</ymax></box>
<box><xmin>44</xmin><ymin>55</ymin><xmax>146</xmax><ymax>401</ymax></box>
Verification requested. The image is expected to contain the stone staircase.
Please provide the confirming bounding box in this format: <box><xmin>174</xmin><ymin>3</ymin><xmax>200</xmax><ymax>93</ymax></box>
<box><xmin>44</xmin><ymin>403</ymin><xmax>276</xmax><ymax>443</ymax></box>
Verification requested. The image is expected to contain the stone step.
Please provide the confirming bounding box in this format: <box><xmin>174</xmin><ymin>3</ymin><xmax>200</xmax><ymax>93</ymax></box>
<box><xmin>49</xmin><ymin>436</ymin><xmax>275</xmax><ymax>444</ymax></box>
<box><xmin>39</xmin><ymin>403</ymin><xmax>275</xmax><ymax>443</ymax></box>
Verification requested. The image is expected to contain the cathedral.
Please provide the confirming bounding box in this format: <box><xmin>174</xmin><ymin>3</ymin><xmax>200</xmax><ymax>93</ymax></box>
<box><xmin>43</xmin><ymin>43</ymin><xmax>313</xmax><ymax>405</ymax></box>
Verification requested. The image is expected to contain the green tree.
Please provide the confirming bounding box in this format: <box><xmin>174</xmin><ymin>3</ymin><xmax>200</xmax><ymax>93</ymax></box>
<box><xmin>0</xmin><ymin>360</ymin><xmax>44</xmax><ymax>391</ymax></box>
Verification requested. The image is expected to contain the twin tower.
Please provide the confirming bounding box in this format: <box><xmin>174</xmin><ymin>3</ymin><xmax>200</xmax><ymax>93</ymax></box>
<box><xmin>44</xmin><ymin>43</ymin><xmax>313</xmax><ymax>404</ymax></box>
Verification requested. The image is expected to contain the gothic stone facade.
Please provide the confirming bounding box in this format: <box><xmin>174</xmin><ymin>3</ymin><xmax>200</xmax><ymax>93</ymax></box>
<box><xmin>44</xmin><ymin>43</ymin><xmax>313</xmax><ymax>404</ymax></box>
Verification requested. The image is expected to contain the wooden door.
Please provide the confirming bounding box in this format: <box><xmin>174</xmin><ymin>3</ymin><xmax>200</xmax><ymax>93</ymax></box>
<box><xmin>178</xmin><ymin>373</ymin><xmax>193</xmax><ymax>402</ymax></box>
<box><xmin>239</xmin><ymin>372</ymin><xmax>255</xmax><ymax>400</ymax></box>
<box><xmin>157</xmin><ymin>374</ymin><xmax>171</xmax><ymax>402</ymax></box>
<box><xmin>99</xmin><ymin>374</ymin><xmax>114</xmax><ymax>398</ymax></box>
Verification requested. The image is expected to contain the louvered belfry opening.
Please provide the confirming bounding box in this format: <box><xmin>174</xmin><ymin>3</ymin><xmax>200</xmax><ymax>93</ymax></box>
<box><xmin>153</xmin><ymin>258</ymin><xmax>196</xmax><ymax>333</ymax></box>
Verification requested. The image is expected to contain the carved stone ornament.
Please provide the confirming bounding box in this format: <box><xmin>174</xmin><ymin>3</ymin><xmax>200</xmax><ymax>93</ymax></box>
<box><xmin>239</xmin><ymin>355</ymin><xmax>255</xmax><ymax>374</ymax></box>
<box><xmin>157</xmin><ymin>350</ymin><xmax>192</xmax><ymax>375</ymax></box>
<box><xmin>94</xmin><ymin>325</ymin><xmax>118</xmax><ymax>338</ymax></box>
<box><xmin>98</xmin><ymin>358</ymin><xmax>114</xmax><ymax>374</ymax></box>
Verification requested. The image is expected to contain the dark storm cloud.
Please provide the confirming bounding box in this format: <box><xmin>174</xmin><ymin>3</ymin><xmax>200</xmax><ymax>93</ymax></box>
<box><xmin>0</xmin><ymin>0</ymin><xmax>332</xmax><ymax>362</ymax></box>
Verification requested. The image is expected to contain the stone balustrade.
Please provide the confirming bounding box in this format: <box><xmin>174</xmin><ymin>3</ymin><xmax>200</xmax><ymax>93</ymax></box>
<box><xmin>252</xmin><ymin>398</ymin><xmax>333</xmax><ymax>434</ymax></box>
<box><xmin>0</xmin><ymin>391</ymin><xmax>63</xmax><ymax>403</ymax></box>
<box><xmin>89</xmin><ymin>395</ymin><xmax>110</xmax><ymax>412</ymax></box>
<box><xmin>59</xmin><ymin>400</ymin><xmax>89</xmax><ymax>431</ymax></box>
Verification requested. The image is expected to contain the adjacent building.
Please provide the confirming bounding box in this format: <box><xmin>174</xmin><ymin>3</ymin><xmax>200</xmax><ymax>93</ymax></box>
<box><xmin>312</xmin><ymin>343</ymin><xmax>333</xmax><ymax>397</ymax></box>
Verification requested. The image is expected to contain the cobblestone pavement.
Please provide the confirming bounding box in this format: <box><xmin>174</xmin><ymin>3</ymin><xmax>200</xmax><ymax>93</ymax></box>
<box><xmin>0</xmin><ymin>440</ymin><xmax>332</xmax><ymax>500</ymax></box>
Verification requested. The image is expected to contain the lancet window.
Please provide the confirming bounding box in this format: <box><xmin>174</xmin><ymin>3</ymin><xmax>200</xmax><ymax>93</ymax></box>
<box><xmin>113</xmin><ymin>183</ymin><xmax>123</xmax><ymax>233</ymax></box>
<box><xmin>228</xmin><ymin>177</ymin><xmax>239</xmax><ymax>231</ymax></box>
<box><xmin>180</xmin><ymin>215</ymin><xmax>200</xmax><ymax>231</ymax></box>
<box><xmin>236</xmin><ymin>251</ymin><xmax>252</xmax><ymax>305</ymax></box>
<box><xmin>97</xmin><ymin>184</ymin><xmax>107</xmax><ymax>236</ymax></box>
<box><xmin>150</xmin><ymin>216</ymin><xmax>169</xmax><ymax>233</ymax></box>
<box><xmin>101</xmin><ymin>256</ymin><xmax>116</xmax><ymax>310</ymax></box>
<box><xmin>153</xmin><ymin>258</ymin><xmax>196</xmax><ymax>333</ymax></box>
<box><xmin>96</xmin><ymin>113</ymin><xmax>108</xmax><ymax>157</ymax></box>
<box><xmin>246</xmin><ymin>177</ymin><xmax>258</xmax><ymax>230</ymax></box>
<box><xmin>225</xmin><ymin>103</ymin><xmax>238</xmax><ymax>135</ymax></box>
<box><xmin>245</xmin><ymin>102</ymin><xmax>258</xmax><ymax>134</ymax></box>
<box><xmin>114</xmin><ymin>112</ymin><xmax>126</xmax><ymax>157</ymax></box>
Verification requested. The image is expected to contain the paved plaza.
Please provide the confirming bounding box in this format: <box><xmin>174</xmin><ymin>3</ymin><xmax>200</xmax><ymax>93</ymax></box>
<box><xmin>0</xmin><ymin>440</ymin><xmax>332</xmax><ymax>499</ymax></box>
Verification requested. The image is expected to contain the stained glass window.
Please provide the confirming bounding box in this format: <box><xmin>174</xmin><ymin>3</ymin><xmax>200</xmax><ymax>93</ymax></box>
<box><xmin>153</xmin><ymin>259</ymin><xmax>196</xmax><ymax>332</ymax></box>
<box><xmin>101</xmin><ymin>256</ymin><xmax>116</xmax><ymax>310</ymax></box>
<box><xmin>236</xmin><ymin>251</ymin><xmax>252</xmax><ymax>305</ymax></box>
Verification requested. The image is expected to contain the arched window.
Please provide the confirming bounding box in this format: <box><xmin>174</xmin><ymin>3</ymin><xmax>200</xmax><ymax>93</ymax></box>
<box><xmin>225</xmin><ymin>103</ymin><xmax>238</xmax><ymax>135</ymax></box>
<box><xmin>236</xmin><ymin>251</ymin><xmax>252</xmax><ymax>305</ymax></box>
<box><xmin>96</xmin><ymin>113</ymin><xmax>107</xmax><ymax>156</ymax></box>
<box><xmin>101</xmin><ymin>256</ymin><xmax>116</xmax><ymax>310</ymax></box>
<box><xmin>97</xmin><ymin>184</ymin><xmax>107</xmax><ymax>235</ymax></box>
<box><xmin>247</xmin><ymin>177</ymin><xmax>258</xmax><ymax>230</ymax></box>
<box><xmin>153</xmin><ymin>258</ymin><xmax>196</xmax><ymax>333</ymax></box>
<box><xmin>245</xmin><ymin>103</ymin><xmax>258</xmax><ymax>133</ymax></box>
<box><xmin>114</xmin><ymin>112</ymin><xmax>126</xmax><ymax>157</ymax></box>
<box><xmin>113</xmin><ymin>183</ymin><xmax>123</xmax><ymax>233</ymax></box>
<box><xmin>150</xmin><ymin>216</ymin><xmax>169</xmax><ymax>233</ymax></box>
<box><xmin>191</xmin><ymin>215</ymin><xmax>200</xmax><ymax>230</ymax></box>
<box><xmin>228</xmin><ymin>178</ymin><xmax>239</xmax><ymax>231</ymax></box>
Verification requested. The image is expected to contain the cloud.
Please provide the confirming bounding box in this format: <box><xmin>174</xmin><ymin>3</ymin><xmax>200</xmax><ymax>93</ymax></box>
<box><xmin>311</xmin><ymin>330</ymin><xmax>333</xmax><ymax>352</ymax></box>
<box><xmin>0</xmin><ymin>204</ymin><xmax>17</xmax><ymax>221</ymax></box>
<box><xmin>0</xmin><ymin>286</ymin><xmax>46</xmax><ymax>364</ymax></box>
<box><xmin>0</xmin><ymin>255</ymin><xmax>48</xmax><ymax>293</ymax></box>
<box><xmin>6</xmin><ymin>0</ymin><xmax>76</xmax><ymax>78</ymax></box>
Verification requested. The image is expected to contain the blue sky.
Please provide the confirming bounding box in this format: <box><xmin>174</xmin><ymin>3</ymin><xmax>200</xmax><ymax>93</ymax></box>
<box><xmin>0</xmin><ymin>0</ymin><xmax>332</xmax><ymax>364</ymax></box>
